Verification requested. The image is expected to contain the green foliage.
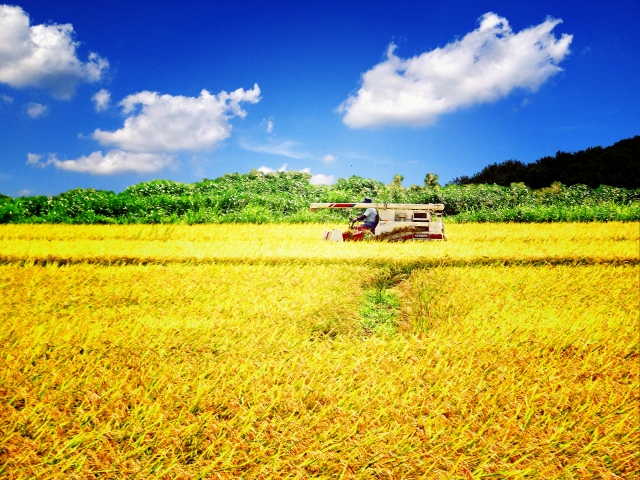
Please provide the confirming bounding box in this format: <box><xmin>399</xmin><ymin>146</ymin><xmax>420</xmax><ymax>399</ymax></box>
<box><xmin>424</xmin><ymin>172</ymin><xmax>440</xmax><ymax>188</ymax></box>
<box><xmin>360</xmin><ymin>288</ymin><xmax>401</xmax><ymax>335</ymax></box>
<box><xmin>391</xmin><ymin>174</ymin><xmax>404</xmax><ymax>186</ymax></box>
<box><xmin>1</xmin><ymin>171</ymin><xmax>638</xmax><ymax>224</ymax></box>
<box><xmin>452</xmin><ymin>135</ymin><xmax>640</xmax><ymax>189</ymax></box>
<box><xmin>333</xmin><ymin>176</ymin><xmax>385</xmax><ymax>199</ymax></box>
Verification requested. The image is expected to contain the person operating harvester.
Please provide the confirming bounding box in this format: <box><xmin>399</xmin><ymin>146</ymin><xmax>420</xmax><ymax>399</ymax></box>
<box><xmin>350</xmin><ymin>198</ymin><xmax>378</xmax><ymax>231</ymax></box>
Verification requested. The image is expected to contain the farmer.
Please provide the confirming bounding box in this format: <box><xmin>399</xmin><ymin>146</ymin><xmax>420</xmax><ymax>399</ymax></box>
<box><xmin>350</xmin><ymin>198</ymin><xmax>378</xmax><ymax>231</ymax></box>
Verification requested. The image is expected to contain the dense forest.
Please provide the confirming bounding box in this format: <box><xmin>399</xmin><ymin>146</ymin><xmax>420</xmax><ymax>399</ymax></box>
<box><xmin>451</xmin><ymin>136</ymin><xmax>639</xmax><ymax>189</ymax></box>
<box><xmin>1</xmin><ymin>172</ymin><xmax>638</xmax><ymax>224</ymax></box>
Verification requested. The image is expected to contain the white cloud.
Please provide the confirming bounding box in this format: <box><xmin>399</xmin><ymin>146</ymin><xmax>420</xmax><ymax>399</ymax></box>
<box><xmin>26</xmin><ymin>152</ymin><xmax>44</xmax><ymax>166</ymax></box>
<box><xmin>266</xmin><ymin>119</ymin><xmax>274</xmax><ymax>133</ymax></box>
<box><xmin>17</xmin><ymin>189</ymin><xmax>34</xmax><ymax>196</ymax></box>
<box><xmin>240</xmin><ymin>139</ymin><xmax>309</xmax><ymax>159</ymax></box>
<box><xmin>309</xmin><ymin>173</ymin><xmax>335</xmax><ymax>185</ymax></box>
<box><xmin>339</xmin><ymin>13</ymin><xmax>573</xmax><ymax>128</ymax></box>
<box><xmin>92</xmin><ymin>88</ymin><xmax>110</xmax><ymax>111</ymax></box>
<box><xmin>0</xmin><ymin>5</ymin><xmax>109</xmax><ymax>99</ymax></box>
<box><xmin>0</xmin><ymin>93</ymin><xmax>12</xmax><ymax>103</ymax></box>
<box><xmin>48</xmin><ymin>150</ymin><xmax>173</xmax><ymax>175</ymax></box>
<box><xmin>93</xmin><ymin>85</ymin><xmax>260</xmax><ymax>152</ymax></box>
<box><xmin>257</xmin><ymin>163</ymin><xmax>288</xmax><ymax>174</ymax></box>
<box><xmin>32</xmin><ymin>84</ymin><xmax>259</xmax><ymax>176</ymax></box>
<box><xmin>26</xmin><ymin>102</ymin><xmax>48</xmax><ymax>118</ymax></box>
<box><xmin>322</xmin><ymin>154</ymin><xmax>337</xmax><ymax>164</ymax></box>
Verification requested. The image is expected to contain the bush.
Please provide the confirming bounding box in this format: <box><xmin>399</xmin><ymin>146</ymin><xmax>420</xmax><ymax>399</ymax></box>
<box><xmin>1</xmin><ymin>172</ymin><xmax>638</xmax><ymax>224</ymax></box>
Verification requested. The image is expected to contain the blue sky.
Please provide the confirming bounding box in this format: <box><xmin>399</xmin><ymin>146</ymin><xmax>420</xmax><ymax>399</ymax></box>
<box><xmin>0</xmin><ymin>0</ymin><xmax>638</xmax><ymax>197</ymax></box>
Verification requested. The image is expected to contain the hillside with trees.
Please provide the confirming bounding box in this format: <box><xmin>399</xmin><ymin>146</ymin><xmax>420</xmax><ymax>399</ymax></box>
<box><xmin>451</xmin><ymin>136</ymin><xmax>640</xmax><ymax>189</ymax></box>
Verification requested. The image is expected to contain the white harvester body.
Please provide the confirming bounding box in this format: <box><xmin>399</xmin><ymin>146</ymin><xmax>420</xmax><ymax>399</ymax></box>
<box><xmin>310</xmin><ymin>202</ymin><xmax>446</xmax><ymax>241</ymax></box>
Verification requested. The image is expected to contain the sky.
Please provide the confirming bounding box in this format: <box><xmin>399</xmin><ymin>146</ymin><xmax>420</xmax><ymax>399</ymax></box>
<box><xmin>0</xmin><ymin>0</ymin><xmax>638</xmax><ymax>197</ymax></box>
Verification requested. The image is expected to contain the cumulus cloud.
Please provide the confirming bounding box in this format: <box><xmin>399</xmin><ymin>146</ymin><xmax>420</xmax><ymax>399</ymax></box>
<box><xmin>322</xmin><ymin>154</ymin><xmax>337</xmax><ymax>164</ymax></box>
<box><xmin>93</xmin><ymin>85</ymin><xmax>260</xmax><ymax>152</ymax></box>
<box><xmin>257</xmin><ymin>163</ymin><xmax>288</xmax><ymax>174</ymax></box>
<box><xmin>26</xmin><ymin>102</ymin><xmax>48</xmax><ymax>118</ymax></box>
<box><xmin>266</xmin><ymin>119</ymin><xmax>274</xmax><ymax>133</ymax></box>
<box><xmin>309</xmin><ymin>173</ymin><xmax>335</xmax><ymax>185</ymax></box>
<box><xmin>92</xmin><ymin>88</ymin><xmax>110</xmax><ymax>111</ymax></box>
<box><xmin>340</xmin><ymin>13</ymin><xmax>573</xmax><ymax>128</ymax></box>
<box><xmin>28</xmin><ymin>84</ymin><xmax>259</xmax><ymax>176</ymax></box>
<box><xmin>240</xmin><ymin>139</ymin><xmax>309</xmax><ymax>159</ymax></box>
<box><xmin>27</xmin><ymin>149</ymin><xmax>173</xmax><ymax>175</ymax></box>
<box><xmin>26</xmin><ymin>152</ymin><xmax>44</xmax><ymax>166</ymax></box>
<box><xmin>0</xmin><ymin>5</ymin><xmax>109</xmax><ymax>98</ymax></box>
<box><xmin>47</xmin><ymin>150</ymin><xmax>174</xmax><ymax>175</ymax></box>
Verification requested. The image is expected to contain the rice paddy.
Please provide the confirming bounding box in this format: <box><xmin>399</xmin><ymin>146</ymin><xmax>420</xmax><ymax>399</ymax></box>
<box><xmin>1</xmin><ymin>222</ymin><xmax>638</xmax><ymax>478</ymax></box>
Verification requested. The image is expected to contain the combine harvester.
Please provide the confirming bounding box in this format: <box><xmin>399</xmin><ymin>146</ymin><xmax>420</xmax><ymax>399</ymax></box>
<box><xmin>310</xmin><ymin>202</ymin><xmax>446</xmax><ymax>242</ymax></box>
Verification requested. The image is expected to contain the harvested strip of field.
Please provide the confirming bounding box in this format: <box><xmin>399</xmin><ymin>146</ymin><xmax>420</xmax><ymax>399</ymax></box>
<box><xmin>0</xmin><ymin>222</ymin><xmax>637</xmax><ymax>266</ymax></box>
<box><xmin>1</xmin><ymin>224</ymin><xmax>638</xmax><ymax>478</ymax></box>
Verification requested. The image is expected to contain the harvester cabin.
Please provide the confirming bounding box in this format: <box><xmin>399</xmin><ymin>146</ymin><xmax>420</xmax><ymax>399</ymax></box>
<box><xmin>377</xmin><ymin>208</ymin><xmax>438</xmax><ymax>223</ymax></box>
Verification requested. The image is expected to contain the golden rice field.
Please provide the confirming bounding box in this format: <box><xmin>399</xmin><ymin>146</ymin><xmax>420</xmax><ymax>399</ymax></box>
<box><xmin>1</xmin><ymin>222</ymin><xmax>638</xmax><ymax>479</ymax></box>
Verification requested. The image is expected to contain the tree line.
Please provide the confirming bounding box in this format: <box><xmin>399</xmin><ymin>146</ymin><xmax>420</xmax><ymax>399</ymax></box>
<box><xmin>451</xmin><ymin>136</ymin><xmax>639</xmax><ymax>189</ymax></box>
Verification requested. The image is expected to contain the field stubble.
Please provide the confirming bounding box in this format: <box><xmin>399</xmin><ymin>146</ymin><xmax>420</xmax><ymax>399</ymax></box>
<box><xmin>0</xmin><ymin>222</ymin><xmax>638</xmax><ymax>478</ymax></box>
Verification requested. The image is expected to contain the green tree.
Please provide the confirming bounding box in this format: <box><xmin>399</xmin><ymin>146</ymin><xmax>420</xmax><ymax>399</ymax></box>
<box><xmin>391</xmin><ymin>174</ymin><xmax>404</xmax><ymax>186</ymax></box>
<box><xmin>424</xmin><ymin>172</ymin><xmax>440</xmax><ymax>188</ymax></box>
